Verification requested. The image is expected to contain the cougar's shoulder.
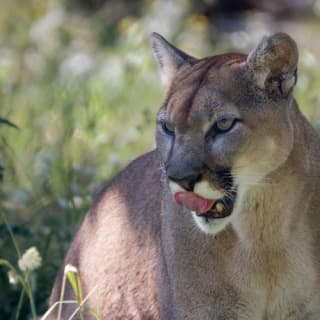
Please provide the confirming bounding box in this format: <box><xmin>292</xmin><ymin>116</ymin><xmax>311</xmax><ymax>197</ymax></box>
<box><xmin>49</xmin><ymin>150</ymin><xmax>161</xmax><ymax>319</ymax></box>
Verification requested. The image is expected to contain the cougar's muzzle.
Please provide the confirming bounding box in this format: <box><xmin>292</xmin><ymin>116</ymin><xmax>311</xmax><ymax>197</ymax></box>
<box><xmin>168</xmin><ymin>164</ymin><xmax>238</xmax><ymax>219</ymax></box>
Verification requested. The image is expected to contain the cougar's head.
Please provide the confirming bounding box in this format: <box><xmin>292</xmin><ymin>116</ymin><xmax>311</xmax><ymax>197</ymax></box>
<box><xmin>151</xmin><ymin>32</ymin><xmax>298</xmax><ymax>234</ymax></box>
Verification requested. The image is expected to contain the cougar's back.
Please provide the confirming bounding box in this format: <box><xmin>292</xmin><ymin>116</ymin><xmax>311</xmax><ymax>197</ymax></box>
<box><xmin>49</xmin><ymin>151</ymin><xmax>161</xmax><ymax>319</ymax></box>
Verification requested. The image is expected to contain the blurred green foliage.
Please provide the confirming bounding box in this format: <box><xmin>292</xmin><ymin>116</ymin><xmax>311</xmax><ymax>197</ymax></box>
<box><xmin>0</xmin><ymin>0</ymin><xmax>320</xmax><ymax>318</ymax></box>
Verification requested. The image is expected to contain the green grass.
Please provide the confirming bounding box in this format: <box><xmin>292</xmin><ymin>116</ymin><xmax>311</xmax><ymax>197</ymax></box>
<box><xmin>0</xmin><ymin>8</ymin><xmax>163</xmax><ymax>316</ymax></box>
<box><xmin>0</xmin><ymin>45</ymin><xmax>162</xmax><ymax>320</ymax></box>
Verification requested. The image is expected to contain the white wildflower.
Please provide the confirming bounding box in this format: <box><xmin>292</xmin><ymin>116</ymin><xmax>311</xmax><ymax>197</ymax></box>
<box><xmin>29</xmin><ymin>7</ymin><xmax>65</xmax><ymax>53</ymax></box>
<box><xmin>73</xmin><ymin>196</ymin><xmax>83</xmax><ymax>209</ymax></box>
<box><xmin>60</xmin><ymin>52</ymin><xmax>94</xmax><ymax>77</ymax></box>
<box><xmin>302</xmin><ymin>51</ymin><xmax>317</xmax><ymax>68</ymax></box>
<box><xmin>18</xmin><ymin>247</ymin><xmax>42</xmax><ymax>272</ymax></box>
<box><xmin>313</xmin><ymin>0</ymin><xmax>320</xmax><ymax>16</ymax></box>
<box><xmin>100</xmin><ymin>55</ymin><xmax>124</xmax><ymax>87</ymax></box>
<box><xmin>230</xmin><ymin>31</ymin><xmax>251</xmax><ymax>50</ymax></box>
<box><xmin>8</xmin><ymin>270</ymin><xmax>19</xmax><ymax>285</ymax></box>
<box><xmin>108</xmin><ymin>152</ymin><xmax>121</xmax><ymax>165</ymax></box>
<box><xmin>142</xmin><ymin>0</ymin><xmax>186</xmax><ymax>39</ymax></box>
<box><xmin>64</xmin><ymin>264</ymin><xmax>78</xmax><ymax>275</ymax></box>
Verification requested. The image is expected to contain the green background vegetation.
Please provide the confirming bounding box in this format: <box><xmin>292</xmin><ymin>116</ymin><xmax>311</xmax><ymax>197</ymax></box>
<box><xmin>1</xmin><ymin>0</ymin><xmax>320</xmax><ymax>318</ymax></box>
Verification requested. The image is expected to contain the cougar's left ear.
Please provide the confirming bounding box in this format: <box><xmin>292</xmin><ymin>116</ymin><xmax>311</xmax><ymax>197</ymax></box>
<box><xmin>246</xmin><ymin>33</ymin><xmax>298</xmax><ymax>97</ymax></box>
<box><xmin>150</xmin><ymin>32</ymin><xmax>197</xmax><ymax>89</ymax></box>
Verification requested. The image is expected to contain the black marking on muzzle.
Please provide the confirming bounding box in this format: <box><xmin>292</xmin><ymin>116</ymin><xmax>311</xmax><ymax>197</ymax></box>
<box><xmin>214</xmin><ymin>168</ymin><xmax>233</xmax><ymax>190</ymax></box>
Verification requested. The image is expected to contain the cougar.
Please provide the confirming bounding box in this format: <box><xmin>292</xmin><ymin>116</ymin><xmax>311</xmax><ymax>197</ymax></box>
<box><xmin>49</xmin><ymin>32</ymin><xmax>320</xmax><ymax>319</ymax></box>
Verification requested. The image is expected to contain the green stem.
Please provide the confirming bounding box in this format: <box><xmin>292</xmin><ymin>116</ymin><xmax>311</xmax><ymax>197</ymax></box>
<box><xmin>0</xmin><ymin>260</ymin><xmax>25</xmax><ymax>291</ymax></box>
<box><xmin>76</xmin><ymin>275</ymin><xmax>85</xmax><ymax>320</ymax></box>
<box><xmin>0</xmin><ymin>209</ymin><xmax>21</xmax><ymax>257</ymax></box>
<box><xmin>0</xmin><ymin>260</ymin><xmax>33</xmax><ymax>319</ymax></box>
<box><xmin>15</xmin><ymin>288</ymin><xmax>25</xmax><ymax>320</ymax></box>
<box><xmin>25</xmin><ymin>272</ymin><xmax>37</xmax><ymax>319</ymax></box>
<box><xmin>0</xmin><ymin>210</ymin><xmax>38</xmax><ymax>319</ymax></box>
<box><xmin>57</xmin><ymin>271</ymin><xmax>67</xmax><ymax>320</ymax></box>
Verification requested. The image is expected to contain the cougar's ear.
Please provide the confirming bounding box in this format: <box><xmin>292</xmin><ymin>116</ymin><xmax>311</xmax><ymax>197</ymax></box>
<box><xmin>246</xmin><ymin>33</ymin><xmax>298</xmax><ymax>97</ymax></box>
<box><xmin>150</xmin><ymin>32</ymin><xmax>197</xmax><ymax>89</ymax></box>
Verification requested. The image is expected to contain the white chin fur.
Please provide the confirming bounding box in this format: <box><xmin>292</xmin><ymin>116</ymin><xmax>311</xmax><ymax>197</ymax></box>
<box><xmin>192</xmin><ymin>212</ymin><xmax>233</xmax><ymax>235</ymax></box>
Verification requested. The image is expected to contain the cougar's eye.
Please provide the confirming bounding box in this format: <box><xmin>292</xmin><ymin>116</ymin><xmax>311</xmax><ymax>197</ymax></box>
<box><xmin>162</xmin><ymin>121</ymin><xmax>175</xmax><ymax>136</ymax></box>
<box><xmin>215</xmin><ymin>118</ymin><xmax>236</xmax><ymax>133</ymax></box>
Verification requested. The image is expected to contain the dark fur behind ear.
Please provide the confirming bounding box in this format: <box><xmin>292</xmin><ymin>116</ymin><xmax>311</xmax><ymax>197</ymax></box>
<box><xmin>150</xmin><ymin>32</ymin><xmax>197</xmax><ymax>88</ymax></box>
<box><xmin>247</xmin><ymin>33</ymin><xmax>298</xmax><ymax>97</ymax></box>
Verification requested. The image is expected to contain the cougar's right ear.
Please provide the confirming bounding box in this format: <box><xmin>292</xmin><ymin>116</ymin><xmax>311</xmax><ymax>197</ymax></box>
<box><xmin>246</xmin><ymin>33</ymin><xmax>298</xmax><ymax>97</ymax></box>
<box><xmin>150</xmin><ymin>32</ymin><xmax>197</xmax><ymax>89</ymax></box>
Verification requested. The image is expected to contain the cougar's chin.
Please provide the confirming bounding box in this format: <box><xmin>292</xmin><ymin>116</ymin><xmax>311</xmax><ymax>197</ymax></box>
<box><xmin>192</xmin><ymin>211</ymin><xmax>235</xmax><ymax>235</ymax></box>
<box><xmin>192</xmin><ymin>188</ymin><xmax>237</xmax><ymax>235</ymax></box>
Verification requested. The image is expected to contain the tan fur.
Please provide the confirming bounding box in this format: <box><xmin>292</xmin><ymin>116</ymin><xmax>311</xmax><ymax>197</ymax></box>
<box><xmin>49</xmin><ymin>151</ymin><xmax>161</xmax><ymax>319</ymax></box>
<box><xmin>49</xmin><ymin>33</ymin><xmax>320</xmax><ymax>319</ymax></box>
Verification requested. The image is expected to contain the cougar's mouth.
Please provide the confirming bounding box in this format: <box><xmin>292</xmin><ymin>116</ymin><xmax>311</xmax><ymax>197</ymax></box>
<box><xmin>171</xmin><ymin>168</ymin><xmax>237</xmax><ymax>219</ymax></box>
<box><xmin>174</xmin><ymin>189</ymin><xmax>237</xmax><ymax>219</ymax></box>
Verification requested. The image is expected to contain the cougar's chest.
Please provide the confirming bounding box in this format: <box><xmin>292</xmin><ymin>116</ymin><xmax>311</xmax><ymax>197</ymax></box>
<box><xmin>231</xmin><ymin>240</ymin><xmax>319</xmax><ymax>319</ymax></box>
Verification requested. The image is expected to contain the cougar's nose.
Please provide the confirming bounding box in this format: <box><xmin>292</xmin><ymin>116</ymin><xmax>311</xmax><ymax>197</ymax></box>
<box><xmin>166</xmin><ymin>164</ymin><xmax>202</xmax><ymax>191</ymax></box>
<box><xmin>169</xmin><ymin>174</ymin><xmax>202</xmax><ymax>191</ymax></box>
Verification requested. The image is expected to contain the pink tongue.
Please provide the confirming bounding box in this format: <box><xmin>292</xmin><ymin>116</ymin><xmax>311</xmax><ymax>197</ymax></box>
<box><xmin>174</xmin><ymin>192</ymin><xmax>216</xmax><ymax>213</ymax></box>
